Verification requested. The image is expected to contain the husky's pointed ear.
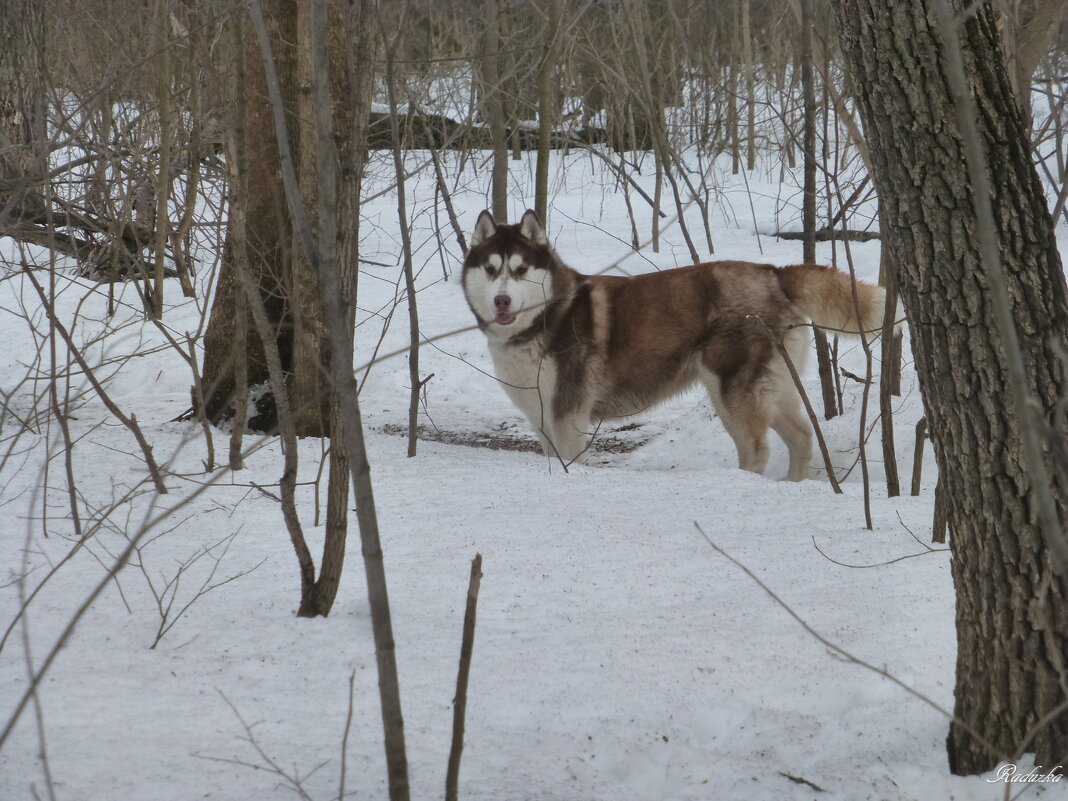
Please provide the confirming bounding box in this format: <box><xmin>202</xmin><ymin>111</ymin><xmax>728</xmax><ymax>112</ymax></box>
<box><xmin>519</xmin><ymin>209</ymin><xmax>549</xmax><ymax>245</ymax></box>
<box><xmin>471</xmin><ymin>210</ymin><xmax>497</xmax><ymax>247</ymax></box>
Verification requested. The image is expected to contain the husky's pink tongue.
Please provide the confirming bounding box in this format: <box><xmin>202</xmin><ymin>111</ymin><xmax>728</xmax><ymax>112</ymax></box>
<box><xmin>495</xmin><ymin>311</ymin><xmax>517</xmax><ymax>325</ymax></box>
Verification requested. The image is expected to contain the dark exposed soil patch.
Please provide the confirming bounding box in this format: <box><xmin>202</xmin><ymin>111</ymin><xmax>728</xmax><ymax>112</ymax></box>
<box><xmin>378</xmin><ymin>423</ymin><xmax>650</xmax><ymax>455</ymax></box>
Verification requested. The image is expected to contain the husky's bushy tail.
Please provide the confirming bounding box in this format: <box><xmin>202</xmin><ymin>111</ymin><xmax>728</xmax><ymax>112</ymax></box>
<box><xmin>782</xmin><ymin>263</ymin><xmax>886</xmax><ymax>337</ymax></box>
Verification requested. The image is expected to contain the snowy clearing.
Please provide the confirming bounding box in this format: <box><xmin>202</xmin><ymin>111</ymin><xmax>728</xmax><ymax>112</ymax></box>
<box><xmin>0</xmin><ymin>146</ymin><xmax>1053</xmax><ymax>801</ymax></box>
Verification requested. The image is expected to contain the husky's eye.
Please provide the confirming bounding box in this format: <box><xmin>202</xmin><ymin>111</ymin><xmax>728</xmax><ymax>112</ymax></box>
<box><xmin>515</xmin><ymin>266</ymin><xmax>529</xmax><ymax>278</ymax></box>
<box><xmin>484</xmin><ymin>264</ymin><xmax>498</xmax><ymax>278</ymax></box>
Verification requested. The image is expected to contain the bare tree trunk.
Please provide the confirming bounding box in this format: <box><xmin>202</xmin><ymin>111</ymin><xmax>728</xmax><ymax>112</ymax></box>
<box><xmin>729</xmin><ymin>1</ymin><xmax>741</xmax><ymax>175</ymax></box>
<box><xmin>445</xmin><ymin>553</ymin><xmax>483</xmax><ymax>801</ymax></box>
<box><xmin>652</xmin><ymin>147</ymin><xmax>663</xmax><ymax>251</ymax></box>
<box><xmin>307</xmin><ymin>0</ymin><xmax>409</xmax><ymax>792</ymax></box>
<box><xmin>201</xmin><ymin>1</ymin><xmax>295</xmax><ymax>430</ymax></box>
<box><xmin>295</xmin><ymin>0</ymin><xmax>360</xmax><ymax>616</ymax></box>
<box><xmin>288</xmin><ymin>1</ymin><xmax>335</xmax><ymax>438</ymax></box>
<box><xmin>171</xmin><ymin>1</ymin><xmax>203</xmax><ymax>300</ymax></box>
<box><xmin>244</xmin><ymin>0</ymin><xmax>408</xmax><ymax>790</ymax></box>
<box><xmin>878</xmin><ymin>267</ymin><xmax>901</xmax><ymax>497</ymax></box>
<box><xmin>911</xmin><ymin>416</ymin><xmax>927</xmax><ymax>496</ymax></box>
<box><xmin>835</xmin><ymin>0</ymin><xmax>1068</xmax><ymax>775</ymax></box>
<box><xmin>200</xmin><ymin>0</ymin><xmax>345</xmax><ymax>439</ymax></box>
<box><xmin>800</xmin><ymin>0</ymin><xmax>838</xmax><ymax>420</ymax></box>
<box><xmin>0</xmin><ymin>0</ymin><xmax>46</xmax><ymax>229</ymax></box>
<box><xmin>483</xmin><ymin>0</ymin><xmax>508</xmax><ymax>222</ymax></box>
<box><xmin>741</xmin><ymin>0</ymin><xmax>757</xmax><ymax>171</ymax></box>
<box><xmin>151</xmin><ymin>0</ymin><xmax>171</xmax><ymax>320</ymax></box>
<box><xmin>380</xmin><ymin>12</ymin><xmax>422</xmax><ymax>458</ymax></box>
<box><xmin>304</xmin><ymin>0</ymin><xmax>377</xmax><ymax>617</ymax></box>
<box><xmin>534</xmin><ymin>0</ymin><xmax>561</xmax><ymax>224</ymax></box>
<box><xmin>227</xmin><ymin>1</ymin><xmax>250</xmax><ymax>472</ymax></box>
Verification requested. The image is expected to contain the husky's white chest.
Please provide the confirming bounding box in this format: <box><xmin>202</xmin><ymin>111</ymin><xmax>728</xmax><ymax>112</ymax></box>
<box><xmin>487</xmin><ymin>338</ymin><xmax>557</xmax><ymax>428</ymax></box>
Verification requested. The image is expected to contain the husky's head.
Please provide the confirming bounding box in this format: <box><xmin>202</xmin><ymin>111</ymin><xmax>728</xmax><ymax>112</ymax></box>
<box><xmin>462</xmin><ymin>209</ymin><xmax>555</xmax><ymax>334</ymax></box>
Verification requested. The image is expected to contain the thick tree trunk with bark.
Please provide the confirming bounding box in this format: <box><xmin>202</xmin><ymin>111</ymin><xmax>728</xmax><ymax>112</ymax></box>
<box><xmin>202</xmin><ymin>0</ymin><xmax>362</xmax><ymax>440</ymax></box>
<box><xmin>289</xmin><ymin>1</ymin><xmax>339</xmax><ymax>437</ymax></box>
<box><xmin>0</xmin><ymin>0</ymin><xmax>46</xmax><ymax>229</ymax></box>
<box><xmin>834</xmin><ymin>1</ymin><xmax>1068</xmax><ymax>775</ymax></box>
<box><xmin>202</xmin><ymin>3</ymin><xmax>294</xmax><ymax>430</ymax></box>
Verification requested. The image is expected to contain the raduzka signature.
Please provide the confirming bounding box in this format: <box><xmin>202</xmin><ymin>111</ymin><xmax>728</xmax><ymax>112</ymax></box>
<box><xmin>987</xmin><ymin>764</ymin><xmax>1063</xmax><ymax>783</ymax></box>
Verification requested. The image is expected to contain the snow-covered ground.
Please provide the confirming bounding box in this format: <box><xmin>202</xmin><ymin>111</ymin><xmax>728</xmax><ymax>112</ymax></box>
<box><xmin>0</xmin><ymin>145</ymin><xmax>1055</xmax><ymax>801</ymax></box>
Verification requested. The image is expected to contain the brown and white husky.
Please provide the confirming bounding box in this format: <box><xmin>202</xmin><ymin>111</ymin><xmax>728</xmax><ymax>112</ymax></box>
<box><xmin>462</xmin><ymin>209</ymin><xmax>885</xmax><ymax>480</ymax></box>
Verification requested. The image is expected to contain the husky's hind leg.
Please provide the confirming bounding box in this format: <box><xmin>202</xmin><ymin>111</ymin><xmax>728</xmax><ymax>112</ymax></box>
<box><xmin>770</xmin><ymin>392</ymin><xmax>813</xmax><ymax>481</ymax></box>
<box><xmin>769</xmin><ymin>331</ymin><xmax>814</xmax><ymax>481</ymax></box>
<box><xmin>702</xmin><ymin>373</ymin><xmax>771</xmax><ymax>476</ymax></box>
<box><xmin>725</xmin><ymin>396</ymin><xmax>772</xmax><ymax>475</ymax></box>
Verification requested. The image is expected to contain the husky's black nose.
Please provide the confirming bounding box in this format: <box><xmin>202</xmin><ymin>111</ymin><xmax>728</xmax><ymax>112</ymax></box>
<box><xmin>494</xmin><ymin>294</ymin><xmax>511</xmax><ymax>311</ymax></box>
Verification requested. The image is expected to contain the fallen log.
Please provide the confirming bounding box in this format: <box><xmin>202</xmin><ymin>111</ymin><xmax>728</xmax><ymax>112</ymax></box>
<box><xmin>776</xmin><ymin>228</ymin><xmax>881</xmax><ymax>242</ymax></box>
<box><xmin>365</xmin><ymin>109</ymin><xmax>610</xmax><ymax>151</ymax></box>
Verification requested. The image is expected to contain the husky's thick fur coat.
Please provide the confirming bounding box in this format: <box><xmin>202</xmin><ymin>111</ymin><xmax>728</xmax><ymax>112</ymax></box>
<box><xmin>462</xmin><ymin>209</ymin><xmax>885</xmax><ymax>480</ymax></box>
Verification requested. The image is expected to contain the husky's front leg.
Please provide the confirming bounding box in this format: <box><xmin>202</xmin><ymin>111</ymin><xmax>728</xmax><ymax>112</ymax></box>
<box><xmin>543</xmin><ymin>414</ymin><xmax>595</xmax><ymax>466</ymax></box>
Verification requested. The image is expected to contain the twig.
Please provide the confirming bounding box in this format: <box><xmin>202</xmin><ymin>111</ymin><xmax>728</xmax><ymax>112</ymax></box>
<box><xmin>559</xmin><ymin>138</ymin><xmax>668</xmax><ymax>217</ymax></box>
<box><xmin>896</xmin><ymin>511</ymin><xmax>938</xmax><ymax>552</ymax></box>
<box><xmin>811</xmin><ymin>535</ymin><xmax>948</xmax><ymax>569</ymax></box>
<box><xmin>0</xmin><ymin>479</ymin><xmax>155</xmax><ymax>654</ymax></box>
<box><xmin>17</xmin><ymin>559</ymin><xmax>57</xmax><ymax>801</ymax></box>
<box><xmin>446</xmin><ymin>553</ymin><xmax>484</xmax><ymax>801</ymax></box>
<box><xmin>839</xmin><ymin>368</ymin><xmax>869</xmax><ymax>385</ymax></box>
<box><xmin>0</xmin><ymin>419</ymin><xmax>292</xmax><ymax>746</ymax></box>
<box><xmin>694</xmin><ymin>522</ymin><xmax>996</xmax><ymax>757</ymax></box>
<box><xmin>29</xmin><ymin>231</ymin><xmax>84</xmax><ymax>548</ymax></box>
<box><xmin>832</xmin><ymin>182</ymin><xmax>875</xmax><ymax>530</ymax></box>
<box><xmin>249</xmin><ymin>481</ymin><xmax>282</xmax><ymax>503</ymax></box>
<box><xmin>338</xmin><ymin>670</ymin><xmax>356</xmax><ymax>801</ymax></box>
<box><xmin>779</xmin><ymin>771</ymin><xmax>825</xmax><ymax>792</ymax></box>
<box><xmin>22</xmin><ymin>265</ymin><xmax>168</xmax><ymax>494</ymax></box>
<box><xmin>185</xmin><ymin>333</ymin><xmax>215</xmax><ymax>472</ymax></box>
<box><xmin>140</xmin><ymin>531</ymin><xmax>265</xmax><ymax>649</ymax></box>
<box><xmin>232</xmin><ymin>168</ymin><xmax>316</xmax><ymax>607</ymax></box>
<box><xmin>420</xmin><ymin>115</ymin><xmax>467</xmax><ymax>265</ymax></box>
<box><xmin>208</xmin><ymin>690</ymin><xmax>320</xmax><ymax>801</ymax></box>
<box><xmin>379</xmin><ymin>13</ymin><xmax>422</xmax><ymax>459</ymax></box>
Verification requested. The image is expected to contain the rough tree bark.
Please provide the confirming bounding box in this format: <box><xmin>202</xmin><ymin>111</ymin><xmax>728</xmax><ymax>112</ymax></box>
<box><xmin>201</xmin><ymin>1</ymin><xmax>295</xmax><ymax>431</ymax></box>
<box><xmin>288</xmin><ymin>1</ymin><xmax>337</xmax><ymax>438</ymax></box>
<box><xmin>0</xmin><ymin>0</ymin><xmax>46</xmax><ymax>230</ymax></box>
<box><xmin>834</xmin><ymin>0</ymin><xmax>1068</xmax><ymax>775</ymax></box>
<box><xmin>201</xmin><ymin>0</ymin><xmax>349</xmax><ymax>439</ymax></box>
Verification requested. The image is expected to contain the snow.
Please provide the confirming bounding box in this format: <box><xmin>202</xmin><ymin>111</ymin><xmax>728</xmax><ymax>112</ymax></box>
<box><xmin>0</xmin><ymin>145</ymin><xmax>1052</xmax><ymax>801</ymax></box>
